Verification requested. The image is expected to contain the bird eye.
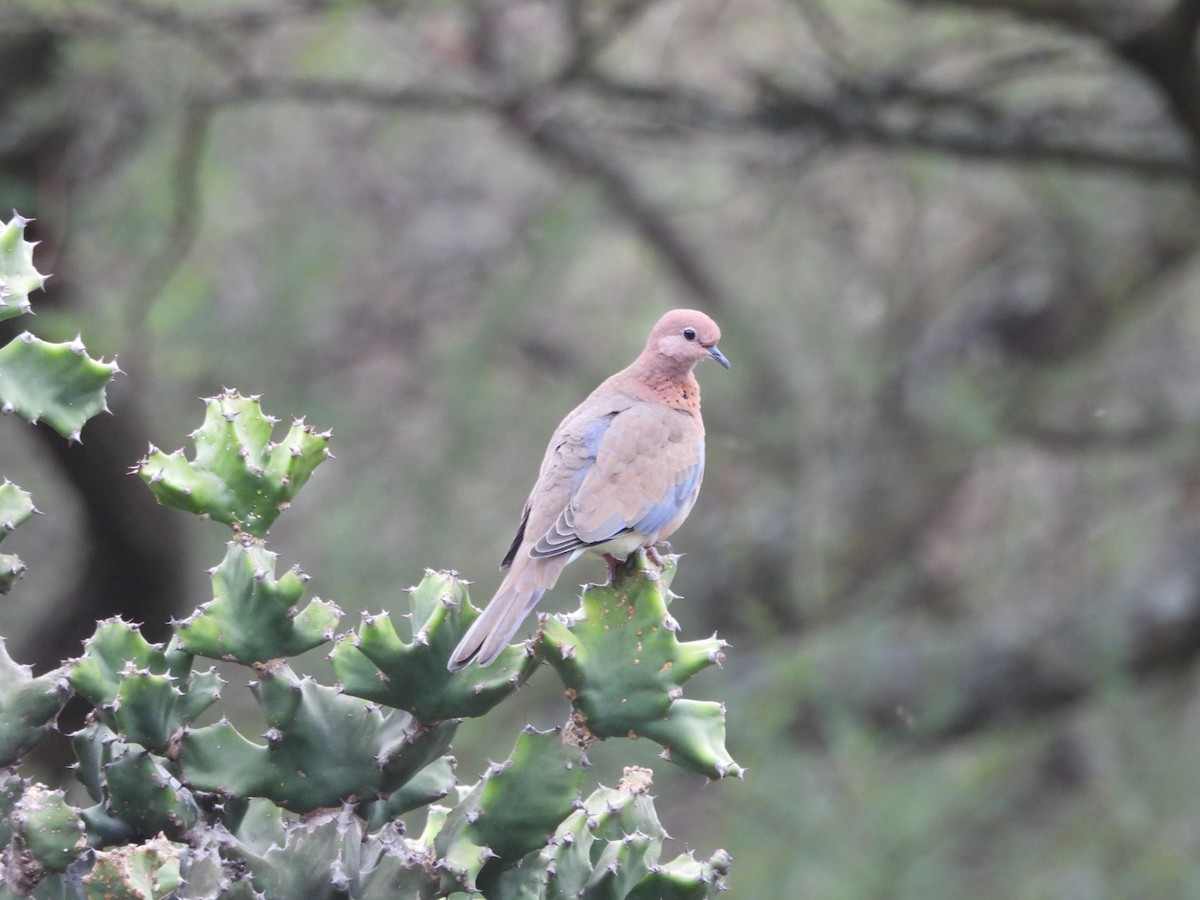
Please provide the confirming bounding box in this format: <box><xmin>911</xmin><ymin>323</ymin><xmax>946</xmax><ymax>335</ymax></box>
<box><xmin>682</xmin><ymin>327</ymin><xmax>697</xmax><ymax>341</ymax></box>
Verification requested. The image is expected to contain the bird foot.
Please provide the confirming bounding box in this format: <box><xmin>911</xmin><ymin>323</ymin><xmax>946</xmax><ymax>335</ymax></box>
<box><xmin>603</xmin><ymin>553</ymin><xmax>624</xmax><ymax>584</ymax></box>
<box><xmin>604</xmin><ymin>544</ymin><xmax>672</xmax><ymax>585</ymax></box>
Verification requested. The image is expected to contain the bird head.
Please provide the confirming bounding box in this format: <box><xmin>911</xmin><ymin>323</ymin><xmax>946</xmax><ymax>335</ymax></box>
<box><xmin>648</xmin><ymin>309</ymin><xmax>731</xmax><ymax>371</ymax></box>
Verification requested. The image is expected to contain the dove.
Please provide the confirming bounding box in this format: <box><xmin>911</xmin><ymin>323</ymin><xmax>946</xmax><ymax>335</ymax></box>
<box><xmin>448</xmin><ymin>309</ymin><xmax>729</xmax><ymax>671</ymax></box>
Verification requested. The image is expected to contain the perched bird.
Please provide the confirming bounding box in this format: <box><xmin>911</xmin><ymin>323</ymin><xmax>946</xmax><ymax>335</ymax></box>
<box><xmin>448</xmin><ymin>309</ymin><xmax>730</xmax><ymax>671</ymax></box>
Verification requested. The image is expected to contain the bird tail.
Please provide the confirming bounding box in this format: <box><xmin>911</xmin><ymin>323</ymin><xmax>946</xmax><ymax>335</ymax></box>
<box><xmin>447</xmin><ymin>580</ymin><xmax>547</xmax><ymax>671</ymax></box>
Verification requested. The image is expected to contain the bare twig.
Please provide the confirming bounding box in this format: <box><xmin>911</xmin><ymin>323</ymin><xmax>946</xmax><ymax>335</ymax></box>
<box><xmin>500</xmin><ymin>102</ymin><xmax>730</xmax><ymax>311</ymax></box>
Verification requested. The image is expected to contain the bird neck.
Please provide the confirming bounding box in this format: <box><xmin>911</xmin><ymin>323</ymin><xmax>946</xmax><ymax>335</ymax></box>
<box><xmin>630</xmin><ymin>362</ymin><xmax>702</xmax><ymax>413</ymax></box>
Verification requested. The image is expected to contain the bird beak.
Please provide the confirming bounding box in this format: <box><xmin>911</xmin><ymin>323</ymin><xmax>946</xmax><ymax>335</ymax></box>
<box><xmin>708</xmin><ymin>345</ymin><xmax>731</xmax><ymax>369</ymax></box>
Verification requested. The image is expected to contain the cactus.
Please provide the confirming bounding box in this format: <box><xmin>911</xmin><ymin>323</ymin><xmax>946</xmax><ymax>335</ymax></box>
<box><xmin>433</xmin><ymin>726</ymin><xmax>586</xmax><ymax>895</ymax></box>
<box><xmin>0</xmin><ymin>332</ymin><xmax>120</xmax><ymax>441</ymax></box>
<box><xmin>177</xmin><ymin>540</ymin><xmax>341</xmax><ymax>665</ymax></box>
<box><xmin>71</xmin><ymin>722</ymin><xmax>202</xmax><ymax>843</ymax></box>
<box><xmin>1</xmin><ymin>385</ymin><xmax>736</xmax><ymax>899</ymax></box>
<box><xmin>137</xmin><ymin>390</ymin><xmax>331</xmax><ymax>538</ymax></box>
<box><xmin>0</xmin><ymin>213</ymin><xmax>46</xmax><ymax>322</ymax></box>
<box><xmin>482</xmin><ymin>764</ymin><xmax>732</xmax><ymax>898</ymax></box>
<box><xmin>0</xmin><ymin>213</ymin><xmax>115</xmax><ymax>592</ymax></box>
<box><xmin>0</xmin><ymin>640</ymin><xmax>70</xmax><ymax>769</ymax></box>
<box><xmin>332</xmin><ymin>569</ymin><xmax>538</xmax><ymax>723</ymax></box>
<box><xmin>0</xmin><ymin>481</ymin><xmax>35</xmax><ymax>594</ymax></box>
<box><xmin>82</xmin><ymin>835</ymin><xmax>184</xmax><ymax>900</ymax></box>
<box><xmin>0</xmin><ymin>223</ymin><xmax>735</xmax><ymax>898</ymax></box>
<box><xmin>537</xmin><ymin>552</ymin><xmax>743</xmax><ymax>780</ymax></box>
<box><xmin>70</xmin><ymin>619</ymin><xmax>223</xmax><ymax>752</ymax></box>
<box><xmin>5</xmin><ymin>785</ymin><xmax>86</xmax><ymax>888</ymax></box>
<box><xmin>177</xmin><ymin>661</ymin><xmax>458</xmax><ymax>813</ymax></box>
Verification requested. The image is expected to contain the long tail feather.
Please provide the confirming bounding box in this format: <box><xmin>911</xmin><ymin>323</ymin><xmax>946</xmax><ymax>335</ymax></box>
<box><xmin>447</xmin><ymin>582</ymin><xmax>546</xmax><ymax>670</ymax></box>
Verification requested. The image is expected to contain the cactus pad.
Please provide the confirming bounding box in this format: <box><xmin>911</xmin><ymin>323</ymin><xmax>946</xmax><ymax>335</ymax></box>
<box><xmin>103</xmin><ymin>737</ymin><xmax>201</xmax><ymax>840</ymax></box>
<box><xmin>70</xmin><ymin>619</ymin><xmax>222</xmax><ymax>751</ymax></box>
<box><xmin>137</xmin><ymin>389</ymin><xmax>330</xmax><ymax>537</ymax></box>
<box><xmin>361</xmin><ymin>754</ymin><xmax>457</xmax><ymax>828</ymax></box>
<box><xmin>81</xmin><ymin>835</ymin><xmax>184</xmax><ymax>900</ymax></box>
<box><xmin>0</xmin><ymin>213</ymin><xmax>47</xmax><ymax>321</ymax></box>
<box><xmin>0</xmin><ymin>332</ymin><xmax>119</xmax><ymax>440</ymax></box>
<box><xmin>536</xmin><ymin>552</ymin><xmax>741</xmax><ymax>779</ymax></box>
<box><xmin>0</xmin><ymin>480</ymin><xmax>36</xmax><ymax>594</ymax></box>
<box><xmin>435</xmin><ymin>726</ymin><xmax>586</xmax><ymax>894</ymax></box>
<box><xmin>0</xmin><ymin>639</ymin><xmax>70</xmax><ymax>768</ymax></box>
<box><xmin>8</xmin><ymin>784</ymin><xmax>86</xmax><ymax>879</ymax></box>
<box><xmin>177</xmin><ymin>540</ymin><xmax>341</xmax><ymax>665</ymax></box>
<box><xmin>333</xmin><ymin>570</ymin><xmax>538</xmax><ymax>723</ymax></box>
<box><xmin>177</xmin><ymin>661</ymin><xmax>457</xmax><ymax>813</ymax></box>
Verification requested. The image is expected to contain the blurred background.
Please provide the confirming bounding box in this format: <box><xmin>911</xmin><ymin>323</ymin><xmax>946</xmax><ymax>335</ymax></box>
<box><xmin>5</xmin><ymin>0</ymin><xmax>1200</xmax><ymax>895</ymax></box>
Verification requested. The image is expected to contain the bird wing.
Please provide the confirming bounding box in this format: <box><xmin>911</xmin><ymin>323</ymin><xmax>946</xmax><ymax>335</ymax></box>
<box><xmin>528</xmin><ymin>401</ymin><xmax>704</xmax><ymax>560</ymax></box>
<box><xmin>499</xmin><ymin>394</ymin><xmax>619</xmax><ymax>568</ymax></box>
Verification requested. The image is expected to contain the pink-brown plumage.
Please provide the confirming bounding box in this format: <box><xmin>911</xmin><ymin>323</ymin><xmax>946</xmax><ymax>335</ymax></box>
<box><xmin>448</xmin><ymin>309</ymin><xmax>729</xmax><ymax>670</ymax></box>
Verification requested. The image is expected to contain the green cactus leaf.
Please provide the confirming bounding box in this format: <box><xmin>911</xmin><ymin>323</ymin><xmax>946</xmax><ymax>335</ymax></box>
<box><xmin>0</xmin><ymin>768</ymin><xmax>27</xmax><ymax>849</ymax></box>
<box><xmin>0</xmin><ymin>480</ymin><xmax>36</xmax><ymax>593</ymax></box>
<box><xmin>432</xmin><ymin>727</ymin><xmax>585</xmax><ymax>895</ymax></box>
<box><xmin>225</xmin><ymin>796</ymin><xmax>284</xmax><ymax>855</ymax></box>
<box><xmin>355</xmin><ymin>829</ymin><xmax>443</xmax><ymax>899</ymax></box>
<box><xmin>175</xmin><ymin>835</ymin><xmax>261</xmax><ymax>900</ymax></box>
<box><xmin>71</xmin><ymin>721</ymin><xmax>110</xmax><ymax>804</ymax></box>
<box><xmin>137</xmin><ymin>389</ymin><xmax>331</xmax><ymax>537</ymax></box>
<box><xmin>10</xmin><ymin>784</ymin><xmax>85</xmax><ymax>875</ymax></box>
<box><xmin>0</xmin><ymin>332</ymin><xmax>119</xmax><ymax>440</ymax></box>
<box><xmin>536</xmin><ymin>552</ymin><xmax>741</xmax><ymax>779</ymax></box>
<box><xmin>637</xmin><ymin>699</ymin><xmax>741</xmax><ymax>779</ymax></box>
<box><xmin>104</xmin><ymin>746</ymin><xmax>202</xmax><ymax>840</ymax></box>
<box><xmin>470</xmin><ymin>726</ymin><xmax>586</xmax><ymax>862</ymax></box>
<box><xmin>79</xmin><ymin>802</ymin><xmax>138</xmax><ymax>849</ymax></box>
<box><xmin>0</xmin><ymin>553</ymin><xmax>26</xmax><ymax>593</ymax></box>
<box><xmin>361</xmin><ymin>755</ymin><xmax>456</xmax><ymax>829</ymax></box>
<box><xmin>178</xmin><ymin>662</ymin><xmax>456</xmax><ymax>813</ymax></box>
<box><xmin>0</xmin><ymin>639</ymin><xmax>70</xmax><ymax>767</ymax></box>
<box><xmin>333</xmin><ymin>570</ymin><xmax>537</xmax><ymax>723</ymax></box>
<box><xmin>82</xmin><ymin>834</ymin><xmax>184</xmax><ymax>900</ymax></box>
<box><xmin>70</xmin><ymin>621</ymin><xmax>221</xmax><ymax>750</ymax></box>
<box><xmin>587</xmin><ymin>831</ymin><xmax>658</xmax><ymax>898</ymax></box>
<box><xmin>627</xmin><ymin>849</ymin><xmax>733</xmax><ymax>899</ymax></box>
<box><xmin>0</xmin><ymin>480</ymin><xmax>35</xmax><ymax>539</ymax></box>
<box><xmin>176</xmin><ymin>540</ymin><xmax>341</xmax><ymax>665</ymax></box>
<box><xmin>68</xmin><ymin>721</ymin><xmax>199</xmax><ymax>843</ymax></box>
<box><xmin>0</xmin><ymin>213</ymin><xmax>47</xmax><ymax>321</ymax></box>
<box><xmin>210</xmin><ymin>806</ymin><xmax>364</xmax><ymax>897</ymax></box>
<box><xmin>518</xmin><ymin>768</ymin><xmax>662</xmax><ymax>898</ymax></box>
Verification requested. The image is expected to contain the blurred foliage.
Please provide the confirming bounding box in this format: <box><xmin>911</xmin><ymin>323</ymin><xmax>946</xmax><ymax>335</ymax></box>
<box><xmin>5</xmin><ymin>0</ymin><xmax>1200</xmax><ymax>895</ymax></box>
